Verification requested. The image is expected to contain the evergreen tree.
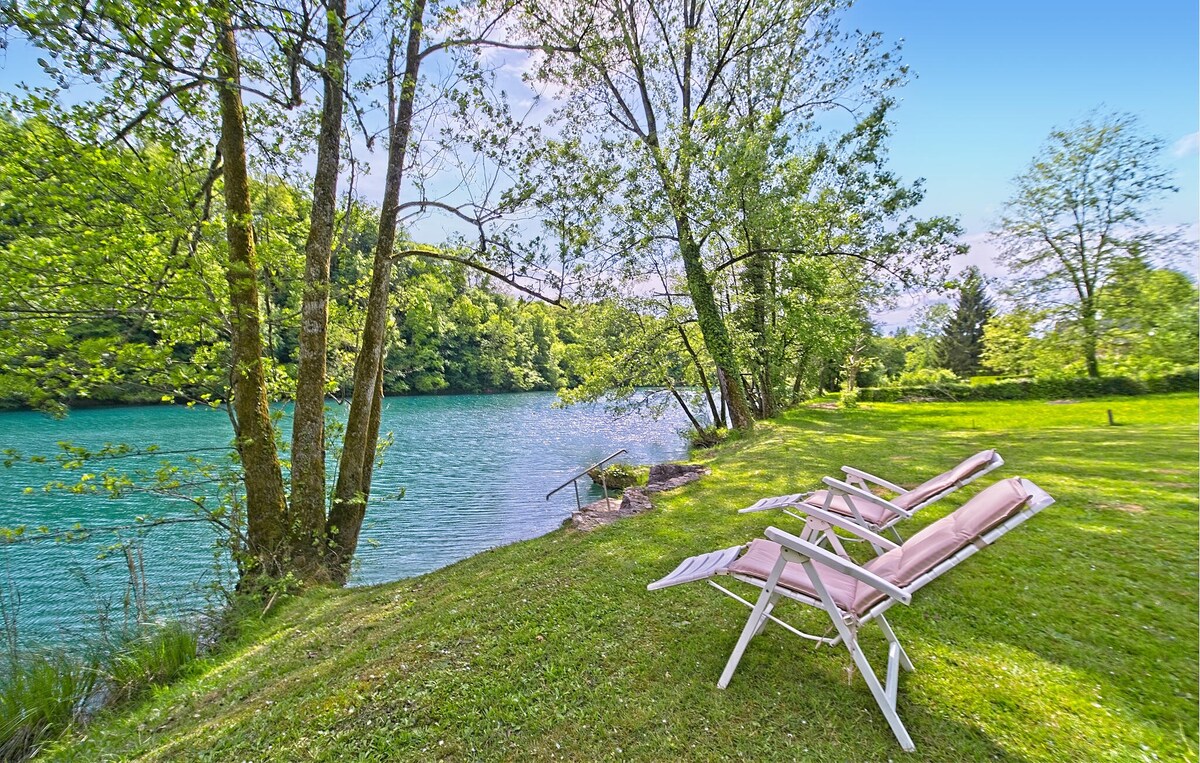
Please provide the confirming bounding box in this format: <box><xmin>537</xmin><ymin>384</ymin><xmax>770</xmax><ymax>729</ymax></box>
<box><xmin>939</xmin><ymin>267</ymin><xmax>995</xmax><ymax>377</ymax></box>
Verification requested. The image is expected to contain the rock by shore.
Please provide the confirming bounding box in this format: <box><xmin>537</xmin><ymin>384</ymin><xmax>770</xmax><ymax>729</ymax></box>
<box><xmin>567</xmin><ymin>463</ymin><xmax>710</xmax><ymax>531</ymax></box>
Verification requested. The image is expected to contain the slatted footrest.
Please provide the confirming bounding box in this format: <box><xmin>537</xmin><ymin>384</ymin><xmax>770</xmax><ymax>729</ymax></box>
<box><xmin>740</xmin><ymin>493</ymin><xmax>810</xmax><ymax>513</ymax></box>
<box><xmin>648</xmin><ymin>545</ymin><xmax>744</xmax><ymax>591</ymax></box>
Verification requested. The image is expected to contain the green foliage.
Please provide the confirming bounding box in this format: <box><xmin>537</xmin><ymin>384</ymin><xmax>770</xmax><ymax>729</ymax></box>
<box><xmin>385</xmin><ymin>263</ymin><xmax>575</xmax><ymax>395</ymax></box>
<box><xmin>0</xmin><ymin>651</ymin><xmax>97</xmax><ymax>760</ymax></box>
<box><xmin>586</xmin><ymin>463</ymin><xmax>647</xmax><ymax>491</ymax></box>
<box><xmin>858</xmin><ymin>369</ymin><xmax>1198</xmax><ymax>402</ymax></box>
<box><xmin>103</xmin><ymin>623</ymin><xmax>199</xmax><ymax>703</ymax></box>
<box><xmin>981</xmin><ymin>310</ymin><xmax>1084</xmax><ymax>378</ymax></box>
<box><xmin>1098</xmin><ymin>262</ymin><xmax>1199</xmax><ymax>374</ymax></box>
<box><xmin>891</xmin><ymin>367</ymin><xmax>960</xmax><ymax>387</ymax></box>
<box><xmin>0</xmin><ymin>113</ymin><xmax>226</xmax><ymax>411</ymax></box>
<box><xmin>838</xmin><ymin>389</ymin><xmax>860</xmax><ymax>409</ymax></box>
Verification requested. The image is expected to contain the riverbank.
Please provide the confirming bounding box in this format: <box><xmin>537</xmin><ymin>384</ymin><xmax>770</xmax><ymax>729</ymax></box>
<box><xmin>41</xmin><ymin>394</ymin><xmax>1198</xmax><ymax>760</ymax></box>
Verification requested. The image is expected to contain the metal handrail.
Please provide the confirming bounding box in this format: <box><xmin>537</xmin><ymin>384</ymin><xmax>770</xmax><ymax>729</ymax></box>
<box><xmin>546</xmin><ymin>448</ymin><xmax>629</xmax><ymax>509</ymax></box>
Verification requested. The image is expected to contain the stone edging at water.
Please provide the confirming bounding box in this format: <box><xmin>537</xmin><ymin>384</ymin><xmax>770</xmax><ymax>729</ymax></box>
<box><xmin>567</xmin><ymin>463</ymin><xmax>711</xmax><ymax>531</ymax></box>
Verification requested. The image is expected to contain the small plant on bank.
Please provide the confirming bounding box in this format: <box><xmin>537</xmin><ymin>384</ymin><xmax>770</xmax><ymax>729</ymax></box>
<box><xmin>689</xmin><ymin>426</ymin><xmax>729</xmax><ymax>449</ymax></box>
<box><xmin>839</xmin><ymin>389</ymin><xmax>860</xmax><ymax>409</ymax></box>
<box><xmin>103</xmin><ymin>622</ymin><xmax>199</xmax><ymax>704</ymax></box>
<box><xmin>0</xmin><ymin>651</ymin><xmax>97</xmax><ymax>761</ymax></box>
<box><xmin>586</xmin><ymin>463</ymin><xmax>647</xmax><ymax>491</ymax></box>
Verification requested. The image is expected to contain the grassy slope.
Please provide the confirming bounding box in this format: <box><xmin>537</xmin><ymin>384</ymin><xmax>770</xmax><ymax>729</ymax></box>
<box><xmin>49</xmin><ymin>395</ymin><xmax>1198</xmax><ymax>762</ymax></box>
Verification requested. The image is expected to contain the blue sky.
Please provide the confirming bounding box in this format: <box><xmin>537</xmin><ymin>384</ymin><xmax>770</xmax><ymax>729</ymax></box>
<box><xmin>839</xmin><ymin>0</ymin><xmax>1199</xmax><ymax>324</ymax></box>
<box><xmin>2</xmin><ymin>0</ymin><xmax>1196</xmax><ymax>327</ymax></box>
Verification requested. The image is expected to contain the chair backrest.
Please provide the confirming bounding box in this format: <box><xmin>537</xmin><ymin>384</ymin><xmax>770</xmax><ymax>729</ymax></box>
<box><xmin>892</xmin><ymin>450</ymin><xmax>997</xmax><ymax>510</ymax></box>
<box><xmin>850</xmin><ymin>477</ymin><xmax>1035</xmax><ymax>614</ymax></box>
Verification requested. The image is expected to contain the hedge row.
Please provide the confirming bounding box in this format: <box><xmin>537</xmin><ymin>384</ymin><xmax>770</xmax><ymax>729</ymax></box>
<box><xmin>856</xmin><ymin>369</ymin><xmax>1199</xmax><ymax>403</ymax></box>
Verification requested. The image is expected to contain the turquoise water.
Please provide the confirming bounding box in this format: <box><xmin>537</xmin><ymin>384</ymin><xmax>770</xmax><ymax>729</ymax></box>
<box><xmin>0</xmin><ymin>393</ymin><xmax>690</xmax><ymax>646</ymax></box>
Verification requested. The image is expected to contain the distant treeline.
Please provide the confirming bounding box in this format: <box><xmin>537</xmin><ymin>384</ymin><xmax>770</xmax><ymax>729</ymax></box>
<box><xmin>0</xmin><ymin>117</ymin><xmax>668</xmax><ymax>411</ymax></box>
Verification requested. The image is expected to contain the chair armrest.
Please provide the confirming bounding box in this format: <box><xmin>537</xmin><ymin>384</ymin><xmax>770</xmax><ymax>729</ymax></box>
<box><xmin>765</xmin><ymin>526</ymin><xmax>911</xmax><ymax>604</ymax></box>
<box><xmin>767</xmin><ymin>502</ymin><xmax>899</xmax><ymax>552</ymax></box>
<box><xmin>841</xmin><ymin>466</ymin><xmax>905</xmax><ymax>494</ymax></box>
<box><xmin>821</xmin><ymin>476</ymin><xmax>912</xmax><ymax>520</ymax></box>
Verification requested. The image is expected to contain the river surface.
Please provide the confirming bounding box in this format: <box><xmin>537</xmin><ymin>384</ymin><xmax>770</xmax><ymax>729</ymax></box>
<box><xmin>0</xmin><ymin>393</ymin><xmax>691</xmax><ymax>647</ymax></box>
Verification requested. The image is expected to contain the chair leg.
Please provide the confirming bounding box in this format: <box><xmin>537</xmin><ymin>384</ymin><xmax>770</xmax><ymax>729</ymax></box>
<box><xmin>875</xmin><ymin>614</ymin><xmax>913</xmax><ymax>672</ymax></box>
<box><xmin>802</xmin><ymin>560</ymin><xmax>915</xmax><ymax>752</ymax></box>
<box><xmin>753</xmin><ymin>593</ymin><xmax>780</xmax><ymax>636</ymax></box>
<box><xmin>717</xmin><ymin>555</ymin><xmax>787</xmax><ymax>689</ymax></box>
<box><xmin>842</xmin><ymin>631</ymin><xmax>915</xmax><ymax>752</ymax></box>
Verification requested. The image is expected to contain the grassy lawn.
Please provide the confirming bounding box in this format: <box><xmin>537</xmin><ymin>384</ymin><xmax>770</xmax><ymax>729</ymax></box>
<box><xmin>48</xmin><ymin>395</ymin><xmax>1198</xmax><ymax>761</ymax></box>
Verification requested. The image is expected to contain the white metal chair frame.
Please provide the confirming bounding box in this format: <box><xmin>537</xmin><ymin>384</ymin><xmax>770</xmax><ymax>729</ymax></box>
<box><xmin>741</xmin><ymin>452</ymin><xmax>1005</xmax><ymax>550</ymax></box>
<box><xmin>650</xmin><ymin>477</ymin><xmax>1055</xmax><ymax>752</ymax></box>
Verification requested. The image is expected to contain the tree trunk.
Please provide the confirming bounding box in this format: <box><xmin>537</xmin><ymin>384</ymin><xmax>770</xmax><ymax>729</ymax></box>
<box><xmin>1081</xmin><ymin>301</ymin><xmax>1101</xmax><ymax>377</ymax></box>
<box><xmin>326</xmin><ymin>6</ymin><xmax>425</xmax><ymax>582</ymax></box>
<box><xmin>667</xmin><ymin>384</ymin><xmax>705</xmax><ymax>434</ymax></box>
<box><xmin>290</xmin><ymin>0</ymin><xmax>348</xmax><ymax>580</ymax></box>
<box><xmin>215</xmin><ymin>20</ymin><xmax>290</xmax><ymax>578</ymax></box>
<box><xmin>674</xmin><ymin>322</ymin><xmax>722</xmax><ymax>426</ymax></box>
<box><xmin>676</xmin><ymin>220</ymin><xmax>754</xmax><ymax>429</ymax></box>
<box><xmin>744</xmin><ymin>249</ymin><xmax>772</xmax><ymax>417</ymax></box>
<box><xmin>790</xmin><ymin>348</ymin><xmax>810</xmax><ymax>405</ymax></box>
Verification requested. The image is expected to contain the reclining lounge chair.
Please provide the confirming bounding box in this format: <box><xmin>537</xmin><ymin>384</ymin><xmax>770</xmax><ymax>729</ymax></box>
<box><xmin>741</xmin><ymin>449</ymin><xmax>1004</xmax><ymax>548</ymax></box>
<box><xmin>648</xmin><ymin>476</ymin><xmax>1054</xmax><ymax>751</ymax></box>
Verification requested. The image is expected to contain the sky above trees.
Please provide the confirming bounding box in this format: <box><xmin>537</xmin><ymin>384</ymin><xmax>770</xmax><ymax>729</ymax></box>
<box><xmin>841</xmin><ymin>0</ymin><xmax>1198</xmax><ymax>267</ymax></box>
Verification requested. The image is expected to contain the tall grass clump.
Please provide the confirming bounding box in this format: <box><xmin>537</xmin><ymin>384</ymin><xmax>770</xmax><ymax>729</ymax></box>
<box><xmin>104</xmin><ymin>622</ymin><xmax>199</xmax><ymax>703</ymax></box>
<box><xmin>0</xmin><ymin>652</ymin><xmax>96</xmax><ymax>760</ymax></box>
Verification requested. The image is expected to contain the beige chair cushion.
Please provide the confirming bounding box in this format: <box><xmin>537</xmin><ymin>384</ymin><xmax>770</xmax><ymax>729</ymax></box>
<box><xmin>728</xmin><ymin>477</ymin><xmax>1031</xmax><ymax>616</ymax></box>
<box><xmin>891</xmin><ymin>450</ymin><xmax>997</xmax><ymax>510</ymax></box>
<box><xmin>802</xmin><ymin>489</ymin><xmax>897</xmax><ymax>526</ymax></box>
<box><xmin>727</xmin><ymin>538</ymin><xmax>863</xmax><ymax>612</ymax></box>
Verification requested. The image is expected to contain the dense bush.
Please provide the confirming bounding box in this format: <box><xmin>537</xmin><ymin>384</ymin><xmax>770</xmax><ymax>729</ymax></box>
<box><xmin>890</xmin><ymin>368</ymin><xmax>960</xmax><ymax>387</ymax></box>
<box><xmin>689</xmin><ymin>426</ymin><xmax>729</xmax><ymax>449</ymax></box>
<box><xmin>856</xmin><ymin>369</ymin><xmax>1198</xmax><ymax>403</ymax></box>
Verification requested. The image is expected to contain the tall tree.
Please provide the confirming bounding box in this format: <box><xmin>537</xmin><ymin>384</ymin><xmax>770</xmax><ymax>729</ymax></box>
<box><xmin>939</xmin><ymin>266</ymin><xmax>994</xmax><ymax>377</ymax></box>
<box><xmin>289</xmin><ymin>0</ymin><xmax>351</xmax><ymax>578</ymax></box>
<box><xmin>525</xmin><ymin>0</ymin><xmax>913</xmax><ymax>428</ymax></box>
<box><xmin>993</xmin><ymin>111</ymin><xmax>1181</xmax><ymax>377</ymax></box>
<box><xmin>213</xmin><ymin>12</ymin><xmax>292</xmax><ymax>576</ymax></box>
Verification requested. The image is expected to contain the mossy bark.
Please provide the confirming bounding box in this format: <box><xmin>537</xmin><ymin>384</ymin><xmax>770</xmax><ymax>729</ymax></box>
<box><xmin>327</xmin><ymin>1</ymin><xmax>426</xmax><ymax>583</ymax></box>
<box><xmin>215</xmin><ymin>21</ymin><xmax>290</xmax><ymax>577</ymax></box>
<box><xmin>675</xmin><ymin>219</ymin><xmax>754</xmax><ymax>430</ymax></box>
<box><xmin>289</xmin><ymin>0</ymin><xmax>348</xmax><ymax>581</ymax></box>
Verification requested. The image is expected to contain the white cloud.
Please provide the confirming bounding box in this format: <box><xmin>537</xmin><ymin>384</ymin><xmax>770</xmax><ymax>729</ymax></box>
<box><xmin>1171</xmin><ymin>131</ymin><xmax>1199</xmax><ymax>158</ymax></box>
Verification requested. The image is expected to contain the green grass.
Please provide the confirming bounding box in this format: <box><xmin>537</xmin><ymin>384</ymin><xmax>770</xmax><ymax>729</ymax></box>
<box><xmin>103</xmin><ymin>623</ymin><xmax>200</xmax><ymax>705</ymax></box>
<box><xmin>1</xmin><ymin>652</ymin><xmax>96</xmax><ymax>760</ymax></box>
<box><xmin>42</xmin><ymin>394</ymin><xmax>1199</xmax><ymax>761</ymax></box>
